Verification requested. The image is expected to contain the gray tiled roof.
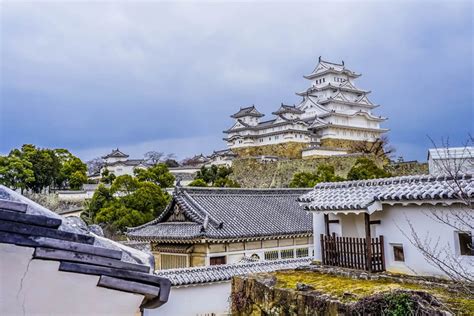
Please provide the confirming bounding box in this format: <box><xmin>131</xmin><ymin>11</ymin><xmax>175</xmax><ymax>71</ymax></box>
<box><xmin>304</xmin><ymin>58</ymin><xmax>360</xmax><ymax>79</ymax></box>
<box><xmin>298</xmin><ymin>174</ymin><xmax>473</xmax><ymax>212</ymax></box>
<box><xmin>231</xmin><ymin>105</ymin><xmax>264</xmax><ymax>118</ymax></box>
<box><xmin>155</xmin><ymin>258</ymin><xmax>311</xmax><ymax>286</ymax></box>
<box><xmin>0</xmin><ymin>185</ymin><xmax>170</xmax><ymax>309</ymax></box>
<box><xmin>105</xmin><ymin>159</ymin><xmax>147</xmax><ymax>167</ymax></box>
<box><xmin>102</xmin><ymin>148</ymin><xmax>129</xmax><ymax>159</ymax></box>
<box><xmin>209</xmin><ymin>149</ymin><xmax>237</xmax><ymax>158</ymax></box>
<box><xmin>272</xmin><ymin>104</ymin><xmax>305</xmax><ymax>115</ymax></box>
<box><xmin>127</xmin><ymin>188</ymin><xmax>312</xmax><ymax>242</ymax></box>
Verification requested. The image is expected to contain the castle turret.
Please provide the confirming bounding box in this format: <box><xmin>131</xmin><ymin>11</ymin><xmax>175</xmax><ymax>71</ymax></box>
<box><xmin>230</xmin><ymin>105</ymin><xmax>264</xmax><ymax>126</ymax></box>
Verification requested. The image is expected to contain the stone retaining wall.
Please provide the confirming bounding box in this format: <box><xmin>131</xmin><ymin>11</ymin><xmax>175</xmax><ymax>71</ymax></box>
<box><xmin>230</xmin><ymin>265</ymin><xmax>471</xmax><ymax>315</ymax></box>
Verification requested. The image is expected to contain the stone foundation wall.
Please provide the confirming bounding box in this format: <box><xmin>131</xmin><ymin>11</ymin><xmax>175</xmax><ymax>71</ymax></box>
<box><xmin>230</xmin><ymin>266</ymin><xmax>471</xmax><ymax>316</ymax></box>
<box><xmin>230</xmin><ymin>155</ymin><xmax>364</xmax><ymax>188</ymax></box>
<box><xmin>386</xmin><ymin>161</ymin><xmax>429</xmax><ymax>176</ymax></box>
<box><xmin>232</xmin><ymin>142</ymin><xmax>308</xmax><ymax>159</ymax></box>
<box><xmin>320</xmin><ymin>138</ymin><xmax>362</xmax><ymax>150</ymax></box>
<box><xmin>230</xmin><ymin>156</ymin><xmax>429</xmax><ymax>188</ymax></box>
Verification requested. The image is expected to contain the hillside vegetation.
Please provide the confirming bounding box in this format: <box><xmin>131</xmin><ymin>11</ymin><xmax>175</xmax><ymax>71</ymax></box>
<box><xmin>230</xmin><ymin>156</ymin><xmax>428</xmax><ymax>188</ymax></box>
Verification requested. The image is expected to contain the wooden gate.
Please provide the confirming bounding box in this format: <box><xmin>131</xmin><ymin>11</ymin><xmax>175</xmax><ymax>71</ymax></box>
<box><xmin>320</xmin><ymin>234</ymin><xmax>385</xmax><ymax>272</ymax></box>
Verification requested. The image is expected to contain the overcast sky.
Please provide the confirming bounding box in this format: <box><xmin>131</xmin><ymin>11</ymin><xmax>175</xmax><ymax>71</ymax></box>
<box><xmin>1</xmin><ymin>1</ymin><xmax>473</xmax><ymax>162</ymax></box>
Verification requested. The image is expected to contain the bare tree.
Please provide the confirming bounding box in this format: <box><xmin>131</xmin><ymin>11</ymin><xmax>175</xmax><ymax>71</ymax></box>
<box><xmin>401</xmin><ymin>136</ymin><xmax>473</xmax><ymax>292</ymax></box>
<box><xmin>165</xmin><ymin>153</ymin><xmax>177</xmax><ymax>160</ymax></box>
<box><xmin>349</xmin><ymin>135</ymin><xmax>395</xmax><ymax>160</ymax></box>
<box><xmin>86</xmin><ymin>157</ymin><xmax>104</xmax><ymax>175</ymax></box>
<box><xmin>144</xmin><ymin>151</ymin><xmax>164</xmax><ymax>165</ymax></box>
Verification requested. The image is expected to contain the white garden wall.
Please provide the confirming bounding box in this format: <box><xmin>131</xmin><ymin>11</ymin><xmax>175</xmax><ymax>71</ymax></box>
<box><xmin>144</xmin><ymin>282</ymin><xmax>231</xmax><ymax>316</ymax></box>
<box><xmin>0</xmin><ymin>243</ymin><xmax>144</xmax><ymax>316</ymax></box>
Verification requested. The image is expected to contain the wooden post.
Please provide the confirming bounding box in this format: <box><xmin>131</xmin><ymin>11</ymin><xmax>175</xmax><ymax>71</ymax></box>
<box><xmin>324</xmin><ymin>214</ymin><xmax>330</xmax><ymax>236</ymax></box>
<box><xmin>380</xmin><ymin>235</ymin><xmax>386</xmax><ymax>271</ymax></box>
<box><xmin>320</xmin><ymin>234</ymin><xmax>325</xmax><ymax>265</ymax></box>
<box><xmin>364</xmin><ymin>213</ymin><xmax>372</xmax><ymax>272</ymax></box>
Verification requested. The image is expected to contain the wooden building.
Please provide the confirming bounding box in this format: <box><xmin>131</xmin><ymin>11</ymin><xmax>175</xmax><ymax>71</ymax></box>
<box><xmin>127</xmin><ymin>187</ymin><xmax>313</xmax><ymax>270</ymax></box>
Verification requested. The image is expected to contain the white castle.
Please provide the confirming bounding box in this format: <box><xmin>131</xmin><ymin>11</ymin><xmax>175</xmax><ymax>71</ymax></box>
<box><xmin>224</xmin><ymin>57</ymin><xmax>388</xmax><ymax>155</ymax></box>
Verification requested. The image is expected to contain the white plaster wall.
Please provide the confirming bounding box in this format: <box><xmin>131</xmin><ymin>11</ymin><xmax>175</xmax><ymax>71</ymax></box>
<box><xmin>311</xmin><ymin>204</ymin><xmax>474</xmax><ymax>277</ymax></box>
<box><xmin>229</xmin><ymin>135</ymin><xmax>310</xmax><ymax>149</ymax></box>
<box><xmin>105</xmin><ymin>157</ymin><xmax>128</xmax><ymax>164</ymax></box>
<box><xmin>302</xmin><ymin>148</ymin><xmax>347</xmax><ymax>158</ymax></box>
<box><xmin>312</xmin><ymin>213</ymin><xmax>326</xmax><ymax>262</ymax></box>
<box><xmin>429</xmin><ymin>157</ymin><xmax>474</xmax><ymax>175</ymax></box>
<box><xmin>145</xmin><ymin>282</ymin><xmax>231</xmax><ymax>316</ymax></box>
<box><xmin>376</xmin><ymin>204</ymin><xmax>474</xmax><ymax>277</ymax></box>
<box><xmin>0</xmin><ymin>244</ymin><xmax>144</xmax><ymax>316</ymax></box>
<box><xmin>319</xmin><ymin>127</ymin><xmax>380</xmax><ymax>142</ymax></box>
<box><xmin>57</xmin><ymin>191</ymin><xmax>89</xmax><ymax>201</ymax></box>
<box><xmin>204</xmin><ymin>243</ymin><xmax>314</xmax><ymax>265</ymax></box>
<box><xmin>108</xmin><ymin>165</ymin><xmax>136</xmax><ymax>177</ymax></box>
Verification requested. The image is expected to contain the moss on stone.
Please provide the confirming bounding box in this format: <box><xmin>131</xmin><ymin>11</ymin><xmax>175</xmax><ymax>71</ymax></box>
<box><xmin>273</xmin><ymin>270</ymin><xmax>473</xmax><ymax>314</ymax></box>
<box><xmin>274</xmin><ymin>271</ymin><xmax>419</xmax><ymax>302</ymax></box>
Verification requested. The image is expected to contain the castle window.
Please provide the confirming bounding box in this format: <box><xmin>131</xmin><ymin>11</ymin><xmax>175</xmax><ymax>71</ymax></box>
<box><xmin>210</xmin><ymin>256</ymin><xmax>226</xmax><ymax>265</ymax></box>
<box><xmin>392</xmin><ymin>244</ymin><xmax>405</xmax><ymax>262</ymax></box>
<box><xmin>264</xmin><ymin>250</ymin><xmax>279</xmax><ymax>260</ymax></box>
<box><xmin>457</xmin><ymin>232</ymin><xmax>473</xmax><ymax>256</ymax></box>
<box><xmin>280</xmin><ymin>249</ymin><xmax>295</xmax><ymax>259</ymax></box>
<box><xmin>161</xmin><ymin>254</ymin><xmax>188</xmax><ymax>270</ymax></box>
<box><xmin>296</xmin><ymin>248</ymin><xmax>309</xmax><ymax>258</ymax></box>
<box><xmin>250</xmin><ymin>254</ymin><xmax>261</xmax><ymax>260</ymax></box>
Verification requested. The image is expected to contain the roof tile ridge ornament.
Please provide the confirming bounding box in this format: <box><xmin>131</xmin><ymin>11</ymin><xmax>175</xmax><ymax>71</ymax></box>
<box><xmin>200</xmin><ymin>215</ymin><xmax>209</xmax><ymax>232</ymax></box>
<box><xmin>182</xmin><ymin>191</ymin><xmax>224</xmax><ymax>229</ymax></box>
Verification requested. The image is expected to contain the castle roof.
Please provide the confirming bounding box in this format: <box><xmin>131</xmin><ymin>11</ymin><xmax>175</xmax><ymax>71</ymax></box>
<box><xmin>296</xmin><ymin>82</ymin><xmax>369</xmax><ymax>96</ymax></box>
<box><xmin>319</xmin><ymin>110</ymin><xmax>386</xmax><ymax>122</ymax></box>
<box><xmin>303</xmin><ymin>57</ymin><xmax>361</xmax><ymax>80</ymax></box>
<box><xmin>231</xmin><ymin>105</ymin><xmax>264</xmax><ymax>118</ymax></box>
<box><xmin>318</xmin><ymin>93</ymin><xmax>378</xmax><ymax>109</ymax></box>
<box><xmin>309</xmin><ymin>122</ymin><xmax>389</xmax><ymax>133</ymax></box>
<box><xmin>272</xmin><ymin>104</ymin><xmax>305</xmax><ymax>115</ymax></box>
<box><xmin>105</xmin><ymin>159</ymin><xmax>148</xmax><ymax>167</ymax></box>
<box><xmin>209</xmin><ymin>149</ymin><xmax>237</xmax><ymax>159</ymax></box>
<box><xmin>427</xmin><ymin>147</ymin><xmax>474</xmax><ymax>160</ymax></box>
<box><xmin>102</xmin><ymin>148</ymin><xmax>129</xmax><ymax>159</ymax></box>
<box><xmin>223</xmin><ymin>117</ymin><xmax>308</xmax><ymax>134</ymax></box>
<box><xmin>127</xmin><ymin>187</ymin><xmax>312</xmax><ymax>243</ymax></box>
<box><xmin>298</xmin><ymin>174</ymin><xmax>473</xmax><ymax>213</ymax></box>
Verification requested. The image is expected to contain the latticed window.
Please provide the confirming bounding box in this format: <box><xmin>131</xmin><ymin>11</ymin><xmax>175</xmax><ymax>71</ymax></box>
<box><xmin>264</xmin><ymin>250</ymin><xmax>279</xmax><ymax>260</ymax></box>
<box><xmin>296</xmin><ymin>248</ymin><xmax>309</xmax><ymax>258</ymax></box>
<box><xmin>161</xmin><ymin>254</ymin><xmax>188</xmax><ymax>269</ymax></box>
<box><xmin>280</xmin><ymin>249</ymin><xmax>295</xmax><ymax>259</ymax></box>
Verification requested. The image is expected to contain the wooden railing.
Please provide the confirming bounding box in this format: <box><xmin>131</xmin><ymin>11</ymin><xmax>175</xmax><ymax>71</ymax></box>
<box><xmin>320</xmin><ymin>234</ymin><xmax>385</xmax><ymax>272</ymax></box>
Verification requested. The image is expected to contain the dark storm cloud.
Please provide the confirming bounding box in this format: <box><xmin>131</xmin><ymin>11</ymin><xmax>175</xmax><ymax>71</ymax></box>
<box><xmin>1</xmin><ymin>1</ymin><xmax>472</xmax><ymax>160</ymax></box>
